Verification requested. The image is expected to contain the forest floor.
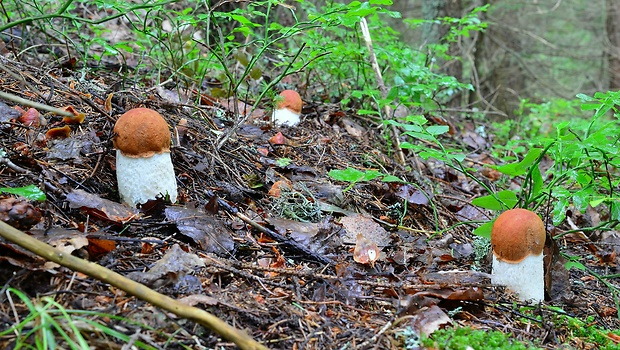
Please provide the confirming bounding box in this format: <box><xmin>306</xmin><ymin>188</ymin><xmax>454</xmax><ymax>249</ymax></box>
<box><xmin>0</xmin><ymin>47</ymin><xmax>619</xmax><ymax>350</ymax></box>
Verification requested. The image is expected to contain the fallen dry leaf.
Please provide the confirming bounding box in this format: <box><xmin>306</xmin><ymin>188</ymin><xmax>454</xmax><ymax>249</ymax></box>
<box><xmin>0</xmin><ymin>197</ymin><xmax>42</xmax><ymax>230</ymax></box>
<box><xmin>481</xmin><ymin>167</ymin><xmax>501</xmax><ymax>181</ymax></box>
<box><xmin>0</xmin><ymin>103</ymin><xmax>21</xmax><ymax>124</ymax></box>
<box><xmin>341</xmin><ymin>117</ymin><xmax>364</xmax><ymax>138</ymax></box>
<box><xmin>395</xmin><ymin>184</ymin><xmax>432</xmax><ymax>205</ymax></box>
<box><xmin>18</xmin><ymin>107</ymin><xmax>41</xmax><ymax>127</ymax></box>
<box><xmin>268</xmin><ymin>180</ymin><xmax>291</xmax><ymax>197</ymax></box>
<box><xmin>353</xmin><ymin>233</ymin><xmax>380</xmax><ymax>266</ymax></box>
<box><xmin>165</xmin><ymin>206</ymin><xmax>235</xmax><ymax>255</ymax></box>
<box><xmin>62</xmin><ymin>106</ymin><xmax>85</xmax><ymax>124</ymax></box>
<box><xmin>45</xmin><ymin>125</ymin><xmax>71</xmax><ymax>139</ymax></box>
<box><xmin>126</xmin><ymin>244</ymin><xmax>205</xmax><ymax>286</ymax></box>
<box><xmin>86</xmin><ymin>236</ymin><xmax>116</xmax><ymax>259</ymax></box>
<box><xmin>414</xmin><ymin>287</ymin><xmax>485</xmax><ymax>302</ymax></box>
<box><xmin>340</xmin><ymin>213</ymin><xmax>390</xmax><ymax>246</ymax></box>
<box><xmin>46</xmin><ymin>137</ymin><xmax>83</xmax><ymax>161</ymax></box>
<box><xmin>43</xmin><ymin>228</ymin><xmax>89</xmax><ymax>269</ymax></box>
<box><xmin>104</xmin><ymin>93</ymin><xmax>113</xmax><ymax>112</ymax></box>
<box><xmin>412</xmin><ymin>304</ymin><xmax>452</xmax><ymax>336</ymax></box>
<box><xmin>268</xmin><ymin>216</ymin><xmax>342</xmax><ymax>255</ymax></box>
<box><xmin>66</xmin><ymin>189</ymin><xmax>140</xmax><ymax>223</ymax></box>
<box><xmin>269</xmin><ymin>132</ymin><xmax>288</xmax><ymax>145</ymax></box>
<box><xmin>178</xmin><ymin>294</ymin><xmax>218</xmax><ymax>307</ymax></box>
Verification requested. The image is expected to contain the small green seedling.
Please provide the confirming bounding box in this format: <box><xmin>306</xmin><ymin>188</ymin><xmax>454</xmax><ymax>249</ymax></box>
<box><xmin>276</xmin><ymin>158</ymin><xmax>292</xmax><ymax>167</ymax></box>
<box><xmin>328</xmin><ymin>167</ymin><xmax>385</xmax><ymax>192</ymax></box>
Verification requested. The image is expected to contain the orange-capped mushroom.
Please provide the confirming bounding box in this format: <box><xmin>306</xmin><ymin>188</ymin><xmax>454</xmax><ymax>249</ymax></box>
<box><xmin>113</xmin><ymin>108</ymin><xmax>172</xmax><ymax>158</ymax></box>
<box><xmin>491</xmin><ymin>208</ymin><xmax>545</xmax><ymax>263</ymax></box>
<box><xmin>491</xmin><ymin>208</ymin><xmax>546</xmax><ymax>302</ymax></box>
<box><xmin>272</xmin><ymin>90</ymin><xmax>302</xmax><ymax>127</ymax></box>
<box><xmin>113</xmin><ymin>108</ymin><xmax>177</xmax><ymax>207</ymax></box>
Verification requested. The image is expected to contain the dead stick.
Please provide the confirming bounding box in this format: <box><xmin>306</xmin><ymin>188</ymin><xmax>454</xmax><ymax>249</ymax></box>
<box><xmin>236</xmin><ymin>211</ymin><xmax>333</xmax><ymax>265</ymax></box>
<box><xmin>0</xmin><ymin>220</ymin><xmax>269</xmax><ymax>350</ymax></box>
<box><xmin>0</xmin><ymin>90</ymin><xmax>74</xmax><ymax>117</ymax></box>
<box><xmin>211</xmin><ymin>193</ymin><xmax>332</xmax><ymax>264</ymax></box>
<box><xmin>359</xmin><ymin>18</ymin><xmax>406</xmax><ymax>164</ymax></box>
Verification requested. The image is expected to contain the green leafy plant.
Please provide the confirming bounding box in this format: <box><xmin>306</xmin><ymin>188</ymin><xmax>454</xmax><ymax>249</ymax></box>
<box><xmin>296</xmin><ymin>1</ymin><xmax>401</xmax><ymax>102</ymax></box>
<box><xmin>328</xmin><ymin>167</ymin><xmax>386</xmax><ymax>192</ymax></box>
<box><xmin>0</xmin><ymin>184</ymin><xmax>46</xmax><ymax>201</ymax></box>
<box><xmin>554</xmin><ymin>313</ymin><xmax>620</xmax><ymax>349</ymax></box>
<box><xmin>474</xmin><ymin>91</ymin><xmax>620</xmax><ymax>229</ymax></box>
<box><xmin>0</xmin><ymin>0</ymin><xmax>173</xmax><ymax>68</ymax></box>
<box><xmin>517</xmin><ymin>306</ymin><xmax>620</xmax><ymax>350</ymax></box>
<box><xmin>387</xmin><ymin>115</ymin><xmax>465</xmax><ymax>164</ymax></box>
<box><xmin>309</xmin><ymin>4</ymin><xmax>490</xmax><ymax>237</ymax></box>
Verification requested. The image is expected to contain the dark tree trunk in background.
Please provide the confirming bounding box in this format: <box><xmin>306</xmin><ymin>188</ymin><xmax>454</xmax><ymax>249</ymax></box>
<box><xmin>606</xmin><ymin>0</ymin><xmax>620</xmax><ymax>89</ymax></box>
<box><xmin>469</xmin><ymin>0</ymin><xmax>525</xmax><ymax>120</ymax></box>
<box><xmin>422</xmin><ymin>0</ymin><xmax>464</xmax><ymax>109</ymax></box>
<box><xmin>422</xmin><ymin>0</ymin><xmax>450</xmax><ymax>44</ymax></box>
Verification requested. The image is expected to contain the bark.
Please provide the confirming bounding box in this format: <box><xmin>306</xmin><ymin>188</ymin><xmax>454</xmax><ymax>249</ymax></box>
<box><xmin>422</xmin><ymin>0</ymin><xmax>464</xmax><ymax>108</ymax></box>
<box><xmin>606</xmin><ymin>0</ymin><xmax>620</xmax><ymax>89</ymax></box>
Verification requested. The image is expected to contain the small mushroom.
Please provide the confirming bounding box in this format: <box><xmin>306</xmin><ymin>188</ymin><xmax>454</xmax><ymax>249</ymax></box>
<box><xmin>113</xmin><ymin>108</ymin><xmax>177</xmax><ymax>207</ymax></box>
<box><xmin>272</xmin><ymin>90</ymin><xmax>302</xmax><ymax>127</ymax></box>
<box><xmin>491</xmin><ymin>208</ymin><xmax>546</xmax><ymax>302</ymax></box>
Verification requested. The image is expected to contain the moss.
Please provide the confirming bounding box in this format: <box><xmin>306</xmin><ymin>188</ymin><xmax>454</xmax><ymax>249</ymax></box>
<box><xmin>418</xmin><ymin>326</ymin><xmax>541</xmax><ymax>350</ymax></box>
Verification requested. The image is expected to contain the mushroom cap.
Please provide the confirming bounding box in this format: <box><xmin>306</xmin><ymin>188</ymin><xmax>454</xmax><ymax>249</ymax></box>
<box><xmin>276</xmin><ymin>90</ymin><xmax>302</xmax><ymax>114</ymax></box>
<box><xmin>491</xmin><ymin>208</ymin><xmax>546</xmax><ymax>263</ymax></box>
<box><xmin>113</xmin><ymin>108</ymin><xmax>171</xmax><ymax>158</ymax></box>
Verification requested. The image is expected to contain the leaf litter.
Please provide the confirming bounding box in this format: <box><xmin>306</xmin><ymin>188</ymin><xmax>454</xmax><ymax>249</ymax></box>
<box><xmin>0</xmin><ymin>45</ymin><xmax>617</xmax><ymax>350</ymax></box>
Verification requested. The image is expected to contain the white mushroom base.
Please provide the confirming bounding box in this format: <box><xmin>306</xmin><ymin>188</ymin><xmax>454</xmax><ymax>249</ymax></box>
<box><xmin>273</xmin><ymin>108</ymin><xmax>300</xmax><ymax>127</ymax></box>
<box><xmin>492</xmin><ymin>253</ymin><xmax>544</xmax><ymax>302</ymax></box>
<box><xmin>116</xmin><ymin>150</ymin><xmax>178</xmax><ymax>207</ymax></box>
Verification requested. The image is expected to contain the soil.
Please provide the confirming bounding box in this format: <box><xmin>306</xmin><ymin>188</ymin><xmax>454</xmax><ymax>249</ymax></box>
<box><xmin>0</xmin><ymin>45</ymin><xmax>619</xmax><ymax>350</ymax></box>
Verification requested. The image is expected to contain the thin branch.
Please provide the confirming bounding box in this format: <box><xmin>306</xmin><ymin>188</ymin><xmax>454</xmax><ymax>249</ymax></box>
<box><xmin>0</xmin><ymin>220</ymin><xmax>268</xmax><ymax>350</ymax></box>
<box><xmin>0</xmin><ymin>150</ymin><xmax>29</xmax><ymax>173</ymax></box>
<box><xmin>359</xmin><ymin>18</ymin><xmax>406</xmax><ymax>164</ymax></box>
<box><xmin>0</xmin><ymin>90</ymin><xmax>74</xmax><ymax>117</ymax></box>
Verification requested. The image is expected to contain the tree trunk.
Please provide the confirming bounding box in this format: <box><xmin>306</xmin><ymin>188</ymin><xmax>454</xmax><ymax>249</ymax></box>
<box><xmin>422</xmin><ymin>0</ymin><xmax>463</xmax><ymax>108</ymax></box>
<box><xmin>606</xmin><ymin>0</ymin><xmax>620</xmax><ymax>89</ymax></box>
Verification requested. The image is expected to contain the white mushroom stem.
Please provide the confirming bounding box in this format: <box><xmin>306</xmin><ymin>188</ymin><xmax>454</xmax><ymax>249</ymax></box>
<box><xmin>116</xmin><ymin>150</ymin><xmax>178</xmax><ymax>207</ymax></box>
<box><xmin>272</xmin><ymin>108</ymin><xmax>301</xmax><ymax>127</ymax></box>
<box><xmin>492</xmin><ymin>253</ymin><xmax>544</xmax><ymax>302</ymax></box>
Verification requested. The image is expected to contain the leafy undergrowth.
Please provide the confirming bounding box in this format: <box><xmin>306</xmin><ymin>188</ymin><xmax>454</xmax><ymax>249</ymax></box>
<box><xmin>0</xmin><ymin>1</ymin><xmax>619</xmax><ymax>350</ymax></box>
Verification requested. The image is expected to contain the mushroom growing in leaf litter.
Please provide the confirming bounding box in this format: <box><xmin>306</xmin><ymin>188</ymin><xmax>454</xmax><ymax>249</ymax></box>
<box><xmin>272</xmin><ymin>90</ymin><xmax>302</xmax><ymax>127</ymax></box>
<box><xmin>491</xmin><ymin>208</ymin><xmax>546</xmax><ymax>302</ymax></box>
<box><xmin>113</xmin><ymin>108</ymin><xmax>178</xmax><ymax>207</ymax></box>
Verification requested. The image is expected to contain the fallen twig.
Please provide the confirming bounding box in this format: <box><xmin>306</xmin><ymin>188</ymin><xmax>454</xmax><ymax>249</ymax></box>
<box><xmin>0</xmin><ymin>149</ymin><xmax>30</xmax><ymax>173</ymax></box>
<box><xmin>0</xmin><ymin>220</ymin><xmax>269</xmax><ymax>350</ymax></box>
<box><xmin>215</xmin><ymin>196</ymin><xmax>333</xmax><ymax>265</ymax></box>
<box><xmin>0</xmin><ymin>90</ymin><xmax>74</xmax><ymax>117</ymax></box>
<box><xmin>237</xmin><ymin>211</ymin><xmax>333</xmax><ymax>265</ymax></box>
